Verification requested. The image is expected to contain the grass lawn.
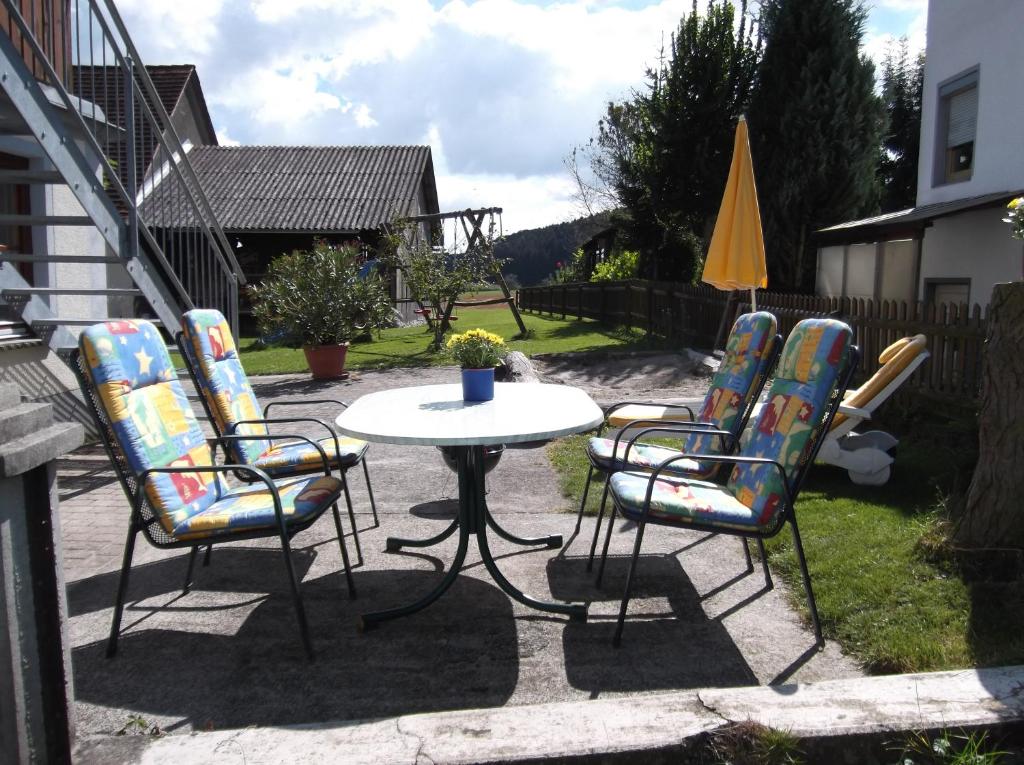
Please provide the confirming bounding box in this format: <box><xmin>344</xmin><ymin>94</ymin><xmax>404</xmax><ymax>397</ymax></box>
<box><xmin>233</xmin><ymin>304</ymin><xmax>670</xmax><ymax>375</ymax></box>
<box><xmin>546</xmin><ymin>418</ymin><xmax>1024</xmax><ymax>674</ymax></box>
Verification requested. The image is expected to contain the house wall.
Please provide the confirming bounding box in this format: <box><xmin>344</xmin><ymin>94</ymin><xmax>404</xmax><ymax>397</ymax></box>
<box><xmin>917</xmin><ymin>0</ymin><xmax>1024</xmax><ymax>207</ymax></box>
<box><xmin>919</xmin><ymin>207</ymin><xmax>1024</xmax><ymax>307</ymax></box>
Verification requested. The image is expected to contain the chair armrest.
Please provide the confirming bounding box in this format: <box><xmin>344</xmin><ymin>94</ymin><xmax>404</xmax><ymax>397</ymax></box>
<box><xmin>837</xmin><ymin>404</ymin><xmax>872</xmax><ymax>419</ymax></box>
<box><xmin>211</xmin><ymin>431</ymin><xmax>332</xmax><ymax>476</ymax></box>
<box><xmin>615</xmin><ymin>425</ymin><xmax>733</xmax><ymax>464</ymax></box>
<box><xmin>231</xmin><ymin>416</ymin><xmax>344</xmax><ymax>470</ymax></box>
<box><xmin>136</xmin><ymin>462</ymin><xmax>287</xmax><ymax>532</ymax></box>
<box><xmin>263</xmin><ymin>398</ymin><xmax>350</xmax><ymax>418</ymax></box>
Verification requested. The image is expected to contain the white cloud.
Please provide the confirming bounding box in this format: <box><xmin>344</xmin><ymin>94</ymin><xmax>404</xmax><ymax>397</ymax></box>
<box><xmin>353</xmin><ymin>103</ymin><xmax>378</xmax><ymax>128</ymax></box>
<box><xmin>215</xmin><ymin>126</ymin><xmax>240</xmax><ymax>146</ymax></box>
<box><xmin>114</xmin><ymin>0</ymin><xmax>226</xmax><ymax>56</ymax></box>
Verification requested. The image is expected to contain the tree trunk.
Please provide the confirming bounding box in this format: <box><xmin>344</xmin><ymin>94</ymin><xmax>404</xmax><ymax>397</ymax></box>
<box><xmin>956</xmin><ymin>281</ymin><xmax>1024</xmax><ymax>549</ymax></box>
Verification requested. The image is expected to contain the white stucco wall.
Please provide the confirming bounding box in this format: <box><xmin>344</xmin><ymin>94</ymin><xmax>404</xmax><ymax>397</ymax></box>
<box><xmin>917</xmin><ymin>0</ymin><xmax>1024</xmax><ymax>206</ymax></box>
<box><xmin>919</xmin><ymin>207</ymin><xmax>1024</xmax><ymax>306</ymax></box>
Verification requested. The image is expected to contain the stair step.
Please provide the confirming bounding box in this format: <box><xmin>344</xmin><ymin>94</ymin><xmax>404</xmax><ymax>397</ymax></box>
<box><xmin>0</xmin><ymin>169</ymin><xmax>64</xmax><ymax>185</ymax></box>
<box><xmin>0</xmin><ymin>214</ymin><xmax>93</xmax><ymax>226</ymax></box>
<box><xmin>0</xmin><ymin>384</ymin><xmax>22</xmax><ymax>410</ymax></box>
<box><xmin>3</xmin><ymin>287</ymin><xmax>141</xmax><ymax>297</ymax></box>
<box><xmin>0</xmin><ymin>402</ymin><xmax>53</xmax><ymax>443</ymax></box>
<box><xmin>0</xmin><ymin>421</ymin><xmax>86</xmax><ymax>476</ymax></box>
<box><xmin>0</xmin><ymin>252</ymin><xmax>120</xmax><ymax>264</ymax></box>
<box><xmin>30</xmin><ymin>317</ymin><xmax>164</xmax><ymax>327</ymax></box>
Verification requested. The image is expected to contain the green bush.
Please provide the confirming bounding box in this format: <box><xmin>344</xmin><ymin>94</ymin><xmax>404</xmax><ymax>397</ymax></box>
<box><xmin>591</xmin><ymin>250</ymin><xmax>639</xmax><ymax>282</ymax></box>
<box><xmin>249</xmin><ymin>240</ymin><xmax>393</xmax><ymax>346</ymax></box>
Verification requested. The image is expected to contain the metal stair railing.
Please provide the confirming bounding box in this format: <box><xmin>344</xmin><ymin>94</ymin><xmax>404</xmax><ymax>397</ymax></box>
<box><xmin>0</xmin><ymin>0</ymin><xmax>244</xmax><ymax>335</ymax></box>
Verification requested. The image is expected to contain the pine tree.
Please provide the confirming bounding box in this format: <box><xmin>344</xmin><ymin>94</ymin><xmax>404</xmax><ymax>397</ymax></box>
<box><xmin>747</xmin><ymin>0</ymin><xmax>884</xmax><ymax>293</ymax></box>
<box><xmin>878</xmin><ymin>40</ymin><xmax>924</xmax><ymax>212</ymax></box>
<box><xmin>592</xmin><ymin>0</ymin><xmax>761</xmax><ymax>281</ymax></box>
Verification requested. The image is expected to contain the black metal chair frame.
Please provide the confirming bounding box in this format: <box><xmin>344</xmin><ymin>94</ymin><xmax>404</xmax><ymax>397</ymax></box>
<box><xmin>174</xmin><ymin>332</ymin><xmax>380</xmax><ymax>553</ymax></box>
<box><xmin>598</xmin><ymin>345</ymin><xmax>861</xmax><ymax>648</ymax></box>
<box><xmin>576</xmin><ymin>334</ymin><xmax>783</xmax><ymax>572</ymax></box>
<box><xmin>71</xmin><ymin>349</ymin><xmax>356</xmax><ymax>661</ymax></box>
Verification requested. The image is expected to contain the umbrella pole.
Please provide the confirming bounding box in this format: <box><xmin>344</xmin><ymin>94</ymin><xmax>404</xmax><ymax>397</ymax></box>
<box><xmin>712</xmin><ymin>291</ymin><xmax>736</xmax><ymax>353</ymax></box>
<box><xmin>750</xmin><ymin>287</ymin><xmax>757</xmax><ymax>312</ymax></box>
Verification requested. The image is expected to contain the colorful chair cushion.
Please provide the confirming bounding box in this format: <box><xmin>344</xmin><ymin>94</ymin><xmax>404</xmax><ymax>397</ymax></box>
<box><xmin>608</xmin><ymin>318</ymin><xmax>852</xmax><ymax>532</ymax></box>
<box><xmin>173</xmin><ymin>474</ymin><xmax>343</xmax><ymax>541</ymax></box>
<box><xmin>725</xmin><ymin>318</ymin><xmax>852</xmax><ymax>527</ymax></box>
<box><xmin>610</xmin><ymin>470</ymin><xmax>763</xmax><ymax>532</ymax></box>
<box><xmin>589</xmin><ymin>311</ymin><xmax>778</xmax><ymax>477</ymax></box>
<box><xmin>181</xmin><ymin>309</ymin><xmax>370</xmax><ymax>471</ymax></box>
<box><xmin>80</xmin><ymin>319</ymin><xmax>345</xmax><ymax>542</ymax></box>
<box><xmin>180</xmin><ymin>309</ymin><xmax>270</xmax><ymax>463</ymax></box>
<box><xmin>254</xmin><ymin>436</ymin><xmax>369</xmax><ymax>476</ymax></box>
<box><xmin>586</xmin><ymin>438</ymin><xmax>702</xmax><ymax>475</ymax></box>
<box><xmin>80</xmin><ymin>320</ymin><xmax>227</xmax><ymax>533</ymax></box>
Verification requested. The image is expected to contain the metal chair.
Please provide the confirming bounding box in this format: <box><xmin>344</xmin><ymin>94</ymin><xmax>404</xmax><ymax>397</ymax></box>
<box><xmin>73</xmin><ymin>319</ymin><xmax>356</xmax><ymax>660</ymax></box>
<box><xmin>577</xmin><ymin>312</ymin><xmax>782</xmax><ymax>574</ymax></box>
<box><xmin>176</xmin><ymin>309</ymin><xmax>379</xmax><ymax>565</ymax></box>
<box><xmin>598</xmin><ymin>318</ymin><xmax>860</xmax><ymax>647</ymax></box>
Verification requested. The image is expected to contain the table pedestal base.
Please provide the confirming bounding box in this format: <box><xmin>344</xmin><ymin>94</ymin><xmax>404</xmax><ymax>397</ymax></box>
<box><xmin>359</xmin><ymin>445</ymin><xmax>587</xmax><ymax>630</ymax></box>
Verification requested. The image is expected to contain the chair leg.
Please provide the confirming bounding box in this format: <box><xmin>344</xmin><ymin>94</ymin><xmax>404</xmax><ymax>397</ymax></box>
<box><xmin>341</xmin><ymin>473</ymin><xmax>363</xmax><ymax>567</ymax></box>
<box><xmin>330</xmin><ymin>501</ymin><xmax>357</xmax><ymax>598</ymax></box>
<box><xmin>278</xmin><ymin>531</ymin><xmax>314</xmax><ymax>660</ymax></box>
<box><xmin>613</xmin><ymin>519</ymin><xmax>648</xmax><ymax>648</ymax></box>
<box><xmin>586</xmin><ymin>479</ymin><xmax>611</xmax><ymax>572</ymax></box>
<box><xmin>362</xmin><ymin>458</ymin><xmax>379</xmax><ymax>528</ymax></box>
<box><xmin>203</xmin><ymin>545</ymin><xmax>213</xmax><ymax>567</ymax></box>
<box><xmin>106</xmin><ymin>527</ymin><xmax>138</xmax><ymax>658</ymax></box>
<box><xmin>573</xmin><ymin>464</ymin><xmax>595</xmax><ymax>534</ymax></box>
<box><xmin>741</xmin><ymin>537</ymin><xmax>753</xmax><ymax>574</ymax></box>
<box><xmin>756</xmin><ymin>538</ymin><xmax>774</xmax><ymax>590</ymax></box>
<box><xmin>789</xmin><ymin>519</ymin><xmax>822</xmax><ymax>646</ymax></box>
<box><xmin>595</xmin><ymin>501</ymin><xmax>618</xmax><ymax>589</ymax></box>
<box><xmin>183</xmin><ymin>546</ymin><xmax>199</xmax><ymax>595</ymax></box>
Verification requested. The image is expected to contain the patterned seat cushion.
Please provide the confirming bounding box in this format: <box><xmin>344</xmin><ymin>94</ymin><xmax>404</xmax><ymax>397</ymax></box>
<box><xmin>608</xmin><ymin>318</ymin><xmax>853</xmax><ymax>534</ymax></box>
<box><xmin>182</xmin><ymin>309</ymin><xmax>369</xmax><ymax>473</ymax></box>
<box><xmin>595</xmin><ymin>312</ymin><xmax>778</xmax><ymax>479</ymax></box>
<box><xmin>254</xmin><ymin>436</ymin><xmax>370</xmax><ymax>476</ymax></box>
<box><xmin>587</xmin><ymin>436</ymin><xmax>703</xmax><ymax>475</ymax></box>
<box><xmin>173</xmin><ymin>474</ymin><xmax>343</xmax><ymax>541</ymax></box>
<box><xmin>610</xmin><ymin>471</ymin><xmax>762</xmax><ymax>531</ymax></box>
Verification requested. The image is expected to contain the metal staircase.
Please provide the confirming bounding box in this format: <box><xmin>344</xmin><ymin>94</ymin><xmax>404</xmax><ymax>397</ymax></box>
<box><xmin>0</xmin><ymin>0</ymin><xmax>244</xmax><ymax>356</ymax></box>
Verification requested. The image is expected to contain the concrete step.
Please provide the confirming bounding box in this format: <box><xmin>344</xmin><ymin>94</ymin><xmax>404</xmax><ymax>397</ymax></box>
<box><xmin>2</xmin><ymin>287</ymin><xmax>141</xmax><ymax>297</ymax></box>
<box><xmin>0</xmin><ymin>252</ymin><xmax>121</xmax><ymax>264</ymax></box>
<box><xmin>0</xmin><ymin>383</ymin><xmax>21</xmax><ymax>410</ymax></box>
<box><xmin>0</xmin><ymin>169</ymin><xmax>64</xmax><ymax>184</ymax></box>
<box><xmin>0</xmin><ymin>421</ymin><xmax>85</xmax><ymax>477</ymax></box>
<box><xmin>0</xmin><ymin>402</ymin><xmax>53</xmax><ymax>443</ymax></box>
<box><xmin>0</xmin><ymin>214</ymin><xmax>93</xmax><ymax>227</ymax></box>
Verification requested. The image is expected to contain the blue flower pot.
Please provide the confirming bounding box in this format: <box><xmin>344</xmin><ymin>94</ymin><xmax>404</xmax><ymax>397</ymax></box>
<box><xmin>461</xmin><ymin>367</ymin><xmax>495</xmax><ymax>402</ymax></box>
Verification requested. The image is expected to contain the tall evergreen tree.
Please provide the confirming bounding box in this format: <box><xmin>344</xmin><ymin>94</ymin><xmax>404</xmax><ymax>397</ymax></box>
<box><xmin>747</xmin><ymin>0</ymin><xmax>884</xmax><ymax>293</ymax></box>
<box><xmin>592</xmin><ymin>0</ymin><xmax>761</xmax><ymax>281</ymax></box>
<box><xmin>878</xmin><ymin>40</ymin><xmax>924</xmax><ymax>212</ymax></box>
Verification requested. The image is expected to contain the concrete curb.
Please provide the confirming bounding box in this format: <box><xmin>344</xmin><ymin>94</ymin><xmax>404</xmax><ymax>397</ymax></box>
<box><xmin>74</xmin><ymin>666</ymin><xmax>1024</xmax><ymax>764</ymax></box>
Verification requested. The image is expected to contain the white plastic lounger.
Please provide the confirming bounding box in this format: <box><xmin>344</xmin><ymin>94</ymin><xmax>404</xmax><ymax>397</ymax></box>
<box><xmin>816</xmin><ymin>334</ymin><xmax>929</xmax><ymax>485</ymax></box>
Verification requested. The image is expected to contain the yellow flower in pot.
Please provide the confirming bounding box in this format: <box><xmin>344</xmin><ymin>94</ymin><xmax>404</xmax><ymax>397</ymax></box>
<box><xmin>446</xmin><ymin>328</ymin><xmax>506</xmax><ymax>401</ymax></box>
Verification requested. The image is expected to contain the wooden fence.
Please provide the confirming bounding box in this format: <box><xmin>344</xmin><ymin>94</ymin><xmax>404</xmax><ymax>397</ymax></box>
<box><xmin>517</xmin><ymin>279</ymin><xmax>988</xmax><ymax>406</ymax></box>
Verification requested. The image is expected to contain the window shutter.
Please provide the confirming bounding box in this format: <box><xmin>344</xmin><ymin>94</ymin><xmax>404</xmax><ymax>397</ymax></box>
<box><xmin>947</xmin><ymin>87</ymin><xmax>978</xmax><ymax>147</ymax></box>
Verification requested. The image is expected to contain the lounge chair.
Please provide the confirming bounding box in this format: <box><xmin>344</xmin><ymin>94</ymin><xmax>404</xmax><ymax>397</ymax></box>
<box><xmin>816</xmin><ymin>334</ymin><xmax>929</xmax><ymax>485</ymax></box>
<box><xmin>177</xmin><ymin>309</ymin><xmax>378</xmax><ymax>563</ymax></box>
<box><xmin>73</xmin><ymin>320</ymin><xmax>356</xmax><ymax>660</ymax></box>
<box><xmin>576</xmin><ymin>312</ymin><xmax>782</xmax><ymax>569</ymax></box>
<box><xmin>598</xmin><ymin>317</ymin><xmax>859</xmax><ymax>647</ymax></box>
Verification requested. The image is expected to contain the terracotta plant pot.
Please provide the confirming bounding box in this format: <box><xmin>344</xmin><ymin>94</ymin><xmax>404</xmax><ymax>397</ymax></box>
<box><xmin>303</xmin><ymin>343</ymin><xmax>349</xmax><ymax>380</ymax></box>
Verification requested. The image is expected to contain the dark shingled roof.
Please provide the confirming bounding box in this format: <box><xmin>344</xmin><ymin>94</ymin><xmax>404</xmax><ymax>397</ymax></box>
<box><xmin>142</xmin><ymin>145</ymin><xmax>436</xmax><ymax>232</ymax></box>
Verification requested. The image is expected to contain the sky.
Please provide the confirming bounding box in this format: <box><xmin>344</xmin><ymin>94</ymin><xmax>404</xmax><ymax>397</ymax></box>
<box><xmin>116</xmin><ymin>0</ymin><xmax>928</xmax><ymax>234</ymax></box>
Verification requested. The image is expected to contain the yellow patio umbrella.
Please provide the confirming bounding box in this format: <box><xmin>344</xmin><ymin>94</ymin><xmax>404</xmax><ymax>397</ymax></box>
<box><xmin>702</xmin><ymin>115</ymin><xmax>767</xmax><ymax>310</ymax></box>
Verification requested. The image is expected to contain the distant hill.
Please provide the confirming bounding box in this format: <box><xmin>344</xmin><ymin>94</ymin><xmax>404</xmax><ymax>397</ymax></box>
<box><xmin>495</xmin><ymin>212</ymin><xmax>612</xmax><ymax>286</ymax></box>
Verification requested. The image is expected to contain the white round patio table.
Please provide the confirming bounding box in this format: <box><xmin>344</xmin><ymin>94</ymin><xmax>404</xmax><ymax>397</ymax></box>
<box><xmin>335</xmin><ymin>382</ymin><xmax>603</xmax><ymax>629</ymax></box>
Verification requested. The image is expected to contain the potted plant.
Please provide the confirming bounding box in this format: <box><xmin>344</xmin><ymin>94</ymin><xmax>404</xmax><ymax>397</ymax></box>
<box><xmin>249</xmin><ymin>240</ymin><xmax>393</xmax><ymax>379</ymax></box>
<box><xmin>445</xmin><ymin>328</ymin><xmax>506</xmax><ymax>401</ymax></box>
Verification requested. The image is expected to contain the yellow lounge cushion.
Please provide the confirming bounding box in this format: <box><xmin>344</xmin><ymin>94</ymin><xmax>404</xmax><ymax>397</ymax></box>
<box><xmin>606</xmin><ymin>403</ymin><xmax>695</xmax><ymax>428</ymax></box>
<box><xmin>831</xmin><ymin>334</ymin><xmax>927</xmax><ymax>429</ymax></box>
